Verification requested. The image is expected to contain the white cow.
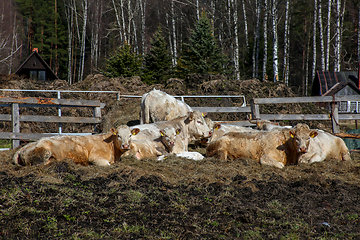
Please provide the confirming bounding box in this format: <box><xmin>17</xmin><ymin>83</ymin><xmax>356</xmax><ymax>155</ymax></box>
<box><xmin>131</xmin><ymin>110</ymin><xmax>212</xmax><ymax>153</ymax></box>
<box><xmin>140</xmin><ymin>89</ymin><xmax>192</xmax><ymax>124</ymax></box>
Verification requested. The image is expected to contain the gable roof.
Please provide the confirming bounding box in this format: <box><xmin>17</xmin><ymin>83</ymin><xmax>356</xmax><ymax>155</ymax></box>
<box><xmin>14</xmin><ymin>50</ymin><xmax>59</xmax><ymax>80</ymax></box>
<box><xmin>312</xmin><ymin>71</ymin><xmax>359</xmax><ymax>96</ymax></box>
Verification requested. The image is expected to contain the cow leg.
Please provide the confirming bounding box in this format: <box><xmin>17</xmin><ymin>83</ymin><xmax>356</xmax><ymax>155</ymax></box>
<box><xmin>260</xmin><ymin>154</ymin><xmax>284</xmax><ymax>168</ymax></box>
<box><xmin>90</xmin><ymin>158</ymin><xmax>111</xmax><ymax>166</ymax></box>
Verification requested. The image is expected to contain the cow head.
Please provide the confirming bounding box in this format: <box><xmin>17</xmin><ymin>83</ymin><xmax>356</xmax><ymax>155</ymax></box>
<box><xmin>159</xmin><ymin>127</ymin><xmax>181</xmax><ymax>152</ymax></box>
<box><xmin>289</xmin><ymin>123</ymin><xmax>318</xmax><ymax>154</ymax></box>
<box><xmin>185</xmin><ymin>110</ymin><xmax>212</xmax><ymax>141</ymax></box>
<box><xmin>111</xmin><ymin>125</ymin><xmax>140</xmax><ymax>150</ymax></box>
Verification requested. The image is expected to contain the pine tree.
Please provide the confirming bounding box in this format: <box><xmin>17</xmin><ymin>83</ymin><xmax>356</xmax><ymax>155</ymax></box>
<box><xmin>142</xmin><ymin>27</ymin><xmax>173</xmax><ymax>84</ymax></box>
<box><xmin>177</xmin><ymin>12</ymin><xmax>229</xmax><ymax>77</ymax></box>
<box><xmin>103</xmin><ymin>42</ymin><xmax>142</xmax><ymax>78</ymax></box>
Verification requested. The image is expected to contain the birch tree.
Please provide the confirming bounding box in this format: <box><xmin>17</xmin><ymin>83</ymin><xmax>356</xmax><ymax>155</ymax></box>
<box><xmin>242</xmin><ymin>0</ymin><xmax>249</xmax><ymax>49</ymax></box>
<box><xmin>78</xmin><ymin>0</ymin><xmax>88</xmax><ymax>82</ymax></box>
<box><xmin>64</xmin><ymin>0</ymin><xmax>74</xmax><ymax>83</ymax></box>
<box><xmin>283</xmin><ymin>0</ymin><xmax>290</xmax><ymax>85</ymax></box>
<box><xmin>271</xmin><ymin>0</ymin><xmax>278</xmax><ymax>82</ymax></box>
<box><xmin>318</xmin><ymin>0</ymin><xmax>325</xmax><ymax>70</ymax></box>
<box><xmin>252</xmin><ymin>0</ymin><xmax>261</xmax><ymax>79</ymax></box>
<box><xmin>311</xmin><ymin>0</ymin><xmax>317</xmax><ymax>83</ymax></box>
<box><xmin>171</xmin><ymin>0</ymin><xmax>177</xmax><ymax>65</ymax></box>
<box><xmin>334</xmin><ymin>0</ymin><xmax>341</xmax><ymax>71</ymax></box>
<box><xmin>232</xmin><ymin>0</ymin><xmax>240</xmax><ymax>80</ymax></box>
<box><xmin>140</xmin><ymin>0</ymin><xmax>146</xmax><ymax>56</ymax></box>
<box><xmin>262</xmin><ymin>0</ymin><xmax>268</xmax><ymax>81</ymax></box>
<box><xmin>325</xmin><ymin>0</ymin><xmax>331</xmax><ymax>70</ymax></box>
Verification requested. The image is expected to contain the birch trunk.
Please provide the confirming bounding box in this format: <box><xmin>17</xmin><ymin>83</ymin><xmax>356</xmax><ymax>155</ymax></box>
<box><xmin>334</xmin><ymin>0</ymin><xmax>341</xmax><ymax>72</ymax></box>
<box><xmin>283</xmin><ymin>0</ymin><xmax>290</xmax><ymax>85</ymax></box>
<box><xmin>121</xmin><ymin>0</ymin><xmax>127</xmax><ymax>43</ymax></box>
<box><xmin>171</xmin><ymin>0</ymin><xmax>177</xmax><ymax>65</ymax></box>
<box><xmin>252</xmin><ymin>0</ymin><xmax>260</xmax><ymax>79</ymax></box>
<box><xmin>242</xmin><ymin>0</ymin><xmax>249</xmax><ymax>49</ymax></box>
<box><xmin>232</xmin><ymin>0</ymin><xmax>240</xmax><ymax>80</ymax></box>
<box><xmin>78</xmin><ymin>0</ymin><xmax>88</xmax><ymax>82</ymax></box>
<box><xmin>262</xmin><ymin>0</ymin><xmax>268</xmax><ymax>81</ymax></box>
<box><xmin>311</xmin><ymin>0</ymin><xmax>317</xmax><ymax>83</ymax></box>
<box><xmin>271</xmin><ymin>0</ymin><xmax>278</xmax><ymax>82</ymax></box>
<box><xmin>140</xmin><ymin>0</ymin><xmax>146</xmax><ymax>56</ymax></box>
<box><xmin>65</xmin><ymin>1</ymin><xmax>74</xmax><ymax>84</ymax></box>
<box><xmin>112</xmin><ymin>0</ymin><xmax>123</xmax><ymax>43</ymax></box>
<box><xmin>325</xmin><ymin>0</ymin><xmax>331</xmax><ymax>70</ymax></box>
<box><xmin>196</xmin><ymin>0</ymin><xmax>199</xmax><ymax>20</ymax></box>
<box><xmin>318</xmin><ymin>0</ymin><xmax>325</xmax><ymax>70</ymax></box>
<box><xmin>358</xmin><ymin>5</ymin><xmax>360</xmax><ymax>67</ymax></box>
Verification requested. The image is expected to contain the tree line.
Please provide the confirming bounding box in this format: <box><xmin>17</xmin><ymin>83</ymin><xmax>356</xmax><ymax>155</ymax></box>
<box><xmin>0</xmin><ymin>0</ymin><xmax>359</xmax><ymax>96</ymax></box>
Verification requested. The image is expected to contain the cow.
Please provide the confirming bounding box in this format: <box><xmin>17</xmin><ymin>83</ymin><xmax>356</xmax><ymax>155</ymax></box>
<box><xmin>298</xmin><ymin>129</ymin><xmax>351</xmax><ymax>164</ymax></box>
<box><xmin>122</xmin><ymin>127</ymin><xmax>181</xmax><ymax>160</ymax></box>
<box><xmin>131</xmin><ymin>110</ymin><xmax>212</xmax><ymax>153</ymax></box>
<box><xmin>197</xmin><ymin>117</ymin><xmax>259</xmax><ymax>146</ymax></box>
<box><xmin>13</xmin><ymin>125</ymin><xmax>140</xmax><ymax>166</ymax></box>
<box><xmin>252</xmin><ymin>120</ymin><xmax>292</xmax><ymax>131</ymax></box>
<box><xmin>140</xmin><ymin>88</ymin><xmax>192</xmax><ymax>124</ymax></box>
<box><xmin>206</xmin><ymin>123</ymin><xmax>319</xmax><ymax>168</ymax></box>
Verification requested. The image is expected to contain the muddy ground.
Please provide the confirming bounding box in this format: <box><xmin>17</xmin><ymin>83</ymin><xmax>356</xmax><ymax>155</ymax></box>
<box><xmin>1</xmin><ymin>74</ymin><xmax>360</xmax><ymax>239</ymax></box>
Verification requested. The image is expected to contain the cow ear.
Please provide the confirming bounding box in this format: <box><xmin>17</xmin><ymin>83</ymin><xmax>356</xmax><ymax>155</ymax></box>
<box><xmin>131</xmin><ymin>128</ymin><xmax>140</xmax><ymax>135</ymax></box>
<box><xmin>310</xmin><ymin>130</ymin><xmax>318</xmax><ymax>138</ymax></box>
<box><xmin>214</xmin><ymin>123</ymin><xmax>221</xmax><ymax>130</ymax></box>
<box><xmin>110</xmin><ymin>128</ymin><xmax>117</xmax><ymax>135</ymax></box>
<box><xmin>176</xmin><ymin>128</ymin><xmax>181</xmax><ymax>135</ymax></box>
<box><xmin>160</xmin><ymin>130</ymin><xmax>165</xmax><ymax>136</ymax></box>
<box><xmin>188</xmin><ymin>112</ymin><xmax>194</xmax><ymax>120</ymax></box>
<box><xmin>289</xmin><ymin>130</ymin><xmax>295</xmax><ymax>138</ymax></box>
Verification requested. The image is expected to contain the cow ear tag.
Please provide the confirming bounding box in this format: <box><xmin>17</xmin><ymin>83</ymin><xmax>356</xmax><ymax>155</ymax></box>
<box><xmin>310</xmin><ymin>132</ymin><xmax>316</xmax><ymax>138</ymax></box>
<box><xmin>132</xmin><ymin>132</ymin><xmax>137</xmax><ymax>135</ymax></box>
<box><xmin>160</xmin><ymin>132</ymin><xmax>164</xmax><ymax>136</ymax></box>
<box><xmin>215</xmin><ymin>126</ymin><xmax>219</xmax><ymax>130</ymax></box>
<box><xmin>290</xmin><ymin>132</ymin><xmax>295</xmax><ymax>138</ymax></box>
<box><xmin>176</xmin><ymin>130</ymin><xmax>180</xmax><ymax>135</ymax></box>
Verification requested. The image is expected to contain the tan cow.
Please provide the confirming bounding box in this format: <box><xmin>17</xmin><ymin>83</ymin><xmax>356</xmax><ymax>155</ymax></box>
<box><xmin>206</xmin><ymin>123</ymin><xmax>318</xmax><ymax>168</ymax></box>
<box><xmin>131</xmin><ymin>110</ymin><xmax>212</xmax><ymax>153</ymax></box>
<box><xmin>140</xmin><ymin>89</ymin><xmax>192</xmax><ymax>124</ymax></box>
<box><xmin>122</xmin><ymin>127</ymin><xmax>181</xmax><ymax>160</ymax></box>
<box><xmin>13</xmin><ymin>125</ymin><xmax>140</xmax><ymax>166</ymax></box>
<box><xmin>298</xmin><ymin>129</ymin><xmax>351</xmax><ymax>164</ymax></box>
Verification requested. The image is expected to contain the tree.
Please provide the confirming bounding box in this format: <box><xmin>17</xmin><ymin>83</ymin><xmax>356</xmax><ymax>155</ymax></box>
<box><xmin>177</xmin><ymin>12</ymin><xmax>229</xmax><ymax>77</ymax></box>
<box><xmin>103</xmin><ymin>42</ymin><xmax>142</xmax><ymax>78</ymax></box>
<box><xmin>142</xmin><ymin>27</ymin><xmax>173</xmax><ymax>84</ymax></box>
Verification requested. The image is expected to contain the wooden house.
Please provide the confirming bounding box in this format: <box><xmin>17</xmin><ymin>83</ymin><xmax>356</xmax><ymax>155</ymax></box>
<box><xmin>312</xmin><ymin>70</ymin><xmax>360</xmax><ymax>113</ymax></box>
<box><xmin>14</xmin><ymin>49</ymin><xmax>59</xmax><ymax>81</ymax></box>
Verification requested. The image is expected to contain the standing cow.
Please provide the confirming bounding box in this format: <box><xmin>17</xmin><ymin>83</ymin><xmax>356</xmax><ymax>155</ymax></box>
<box><xmin>140</xmin><ymin>89</ymin><xmax>192</xmax><ymax>124</ymax></box>
<box><xmin>206</xmin><ymin>123</ymin><xmax>319</xmax><ymax>168</ymax></box>
<box><xmin>132</xmin><ymin>110</ymin><xmax>212</xmax><ymax>153</ymax></box>
<box><xmin>13</xmin><ymin>125</ymin><xmax>140</xmax><ymax>166</ymax></box>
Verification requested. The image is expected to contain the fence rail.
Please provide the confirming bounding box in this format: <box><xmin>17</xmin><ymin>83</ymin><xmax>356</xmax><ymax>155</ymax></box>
<box><xmin>0</xmin><ymin>96</ymin><xmax>105</xmax><ymax>148</ymax></box>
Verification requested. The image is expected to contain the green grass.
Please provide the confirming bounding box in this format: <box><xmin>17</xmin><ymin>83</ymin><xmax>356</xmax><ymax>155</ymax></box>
<box><xmin>0</xmin><ymin>139</ymin><xmax>11</xmax><ymax>148</ymax></box>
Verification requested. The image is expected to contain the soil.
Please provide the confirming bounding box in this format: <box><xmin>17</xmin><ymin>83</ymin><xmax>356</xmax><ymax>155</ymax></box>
<box><xmin>0</xmin><ymin>74</ymin><xmax>360</xmax><ymax>239</ymax></box>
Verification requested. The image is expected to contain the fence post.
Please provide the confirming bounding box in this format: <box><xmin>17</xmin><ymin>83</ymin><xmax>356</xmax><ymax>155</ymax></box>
<box><xmin>57</xmin><ymin>91</ymin><xmax>62</xmax><ymax>134</ymax></box>
<box><xmin>93</xmin><ymin>106</ymin><xmax>102</xmax><ymax>134</ymax></box>
<box><xmin>11</xmin><ymin>103</ymin><xmax>20</xmax><ymax>148</ymax></box>
<box><xmin>250</xmin><ymin>99</ymin><xmax>260</xmax><ymax>120</ymax></box>
<box><xmin>331</xmin><ymin>102</ymin><xmax>340</xmax><ymax>133</ymax></box>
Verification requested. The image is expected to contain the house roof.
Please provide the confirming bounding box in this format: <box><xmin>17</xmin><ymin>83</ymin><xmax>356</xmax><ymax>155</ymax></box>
<box><xmin>15</xmin><ymin>50</ymin><xmax>59</xmax><ymax>80</ymax></box>
<box><xmin>312</xmin><ymin>71</ymin><xmax>359</xmax><ymax>96</ymax></box>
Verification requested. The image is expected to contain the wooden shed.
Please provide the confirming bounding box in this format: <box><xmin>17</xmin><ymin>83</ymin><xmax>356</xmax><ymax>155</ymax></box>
<box><xmin>312</xmin><ymin>70</ymin><xmax>360</xmax><ymax>113</ymax></box>
<box><xmin>14</xmin><ymin>49</ymin><xmax>59</xmax><ymax>81</ymax></box>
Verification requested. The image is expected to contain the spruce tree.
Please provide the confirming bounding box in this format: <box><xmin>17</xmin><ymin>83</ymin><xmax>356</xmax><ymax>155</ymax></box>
<box><xmin>103</xmin><ymin>42</ymin><xmax>142</xmax><ymax>78</ymax></box>
<box><xmin>177</xmin><ymin>12</ymin><xmax>229</xmax><ymax>77</ymax></box>
<box><xmin>142</xmin><ymin>27</ymin><xmax>172</xmax><ymax>84</ymax></box>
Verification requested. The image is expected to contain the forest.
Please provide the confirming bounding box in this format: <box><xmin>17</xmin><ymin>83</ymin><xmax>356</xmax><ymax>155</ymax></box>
<box><xmin>0</xmin><ymin>0</ymin><xmax>359</xmax><ymax>96</ymax></box>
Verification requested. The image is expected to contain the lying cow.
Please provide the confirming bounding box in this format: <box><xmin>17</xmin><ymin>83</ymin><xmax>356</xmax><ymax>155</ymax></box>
<box><xmin>298</xmin><ymin>129</ymin><xmax>351</xmax><ymax>164</ymax></box>
<box><xmin>13</xmin><ymin>125</ymin><xmax>140</xmax><ymax>166</ymax></box>
<box><xmin>131</xmin><ymin>110</ymin><xmax>212</xmax><ymax>153</ymax></box>
<box><xmin>206</xmin><ymin>123</ymin><xmax>319</xmax><ymax>168</ymax></box>
<box><xmin>140</xmin><ymin>88</ymin><xmax>192</xmax><ymax>124</ymax></box>
<box><xmin>122</xmin><ymin>127</ymin><xmax>181</xmax><ymax>160</ymax></box>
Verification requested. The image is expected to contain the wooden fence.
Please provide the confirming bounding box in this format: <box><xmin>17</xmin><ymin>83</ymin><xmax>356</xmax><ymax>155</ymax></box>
<box><xmin>0</xmin><ymin>96</ymin><xmax>105</xmax><ymax>148</ymax></box>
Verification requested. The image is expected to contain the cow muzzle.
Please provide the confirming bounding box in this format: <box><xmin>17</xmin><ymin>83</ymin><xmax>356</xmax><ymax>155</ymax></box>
<box><xmin>121</xmin><ymin>144</ymin><xmax>130</xmax><ymax>150</ymax></box>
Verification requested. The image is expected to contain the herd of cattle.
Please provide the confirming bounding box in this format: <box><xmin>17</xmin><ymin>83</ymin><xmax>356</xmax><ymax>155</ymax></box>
<box><xmin>13</xmin><ymin>89</ymin><xmax>351</xmax><ymax>169</ymax></box>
